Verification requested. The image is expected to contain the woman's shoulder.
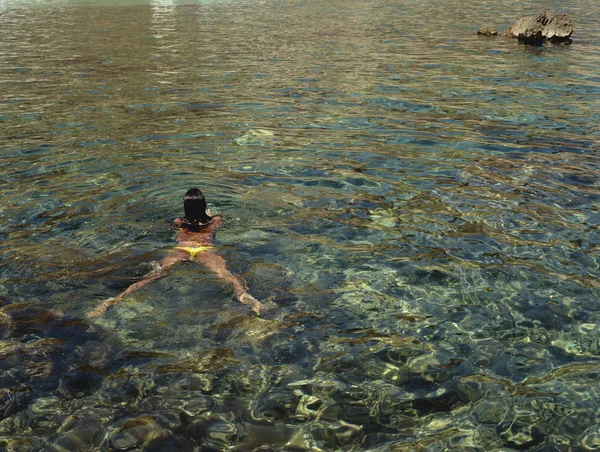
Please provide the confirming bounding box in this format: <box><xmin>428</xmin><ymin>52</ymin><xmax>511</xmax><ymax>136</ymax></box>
<box><xmin>202</xmin><ymin>215</ymin><xmax>222</xmax><ymax>233</ymax></box>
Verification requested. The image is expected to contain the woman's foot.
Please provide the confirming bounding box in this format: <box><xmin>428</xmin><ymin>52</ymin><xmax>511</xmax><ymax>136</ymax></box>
<box><xmin>87</xmin><ymin>297</ymin><xmax>117</xmax><ymax>319</ymax></box>
<box><xmin>238</xmin><ymin>293</ymin><xmax>267</xmax><ymax>315</ymax></box>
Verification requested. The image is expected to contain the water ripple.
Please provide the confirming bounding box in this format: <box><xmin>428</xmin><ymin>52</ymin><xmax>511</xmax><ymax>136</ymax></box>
<box><xmin>1</xmin><ymin>0</ymin><xmax>600</xmax><ymax>449</ymax></box>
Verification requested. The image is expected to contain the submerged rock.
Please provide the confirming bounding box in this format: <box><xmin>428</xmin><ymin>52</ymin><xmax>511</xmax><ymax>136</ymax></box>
<box><xmin>108</xmin><ymin>415</ymin><xmax>167</xmax><ymax>450</ymax></box>
<box><xmin>0</xmin><ymin>389</ymin><xmax>17</xmax><ymax>420</ymax></box>
<box><xmin>581</xmin><ymin>426</ymin><xmax>600</xmax><ymax>451</ymax></box>
<box><xmin>49</xmin><ymin>424</ymin><xmax>105</xmax><ymax>452</ymax></box>
<box><xmin>478</xmin><ymin>11</ymin><xmax>573</xmax><ymax>45</ymax></box>
<box><xmin>497</xmin><ymin>415</ymin><xmax>546</xmax><ymax>449</ymax></box>
<box><xmin>188</xmin><ymin>417</ymin><xmax>238</xmax><ymax>450</ymax></box>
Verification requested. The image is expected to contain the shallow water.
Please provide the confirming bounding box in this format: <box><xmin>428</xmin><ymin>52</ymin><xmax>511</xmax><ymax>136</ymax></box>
<box><xmin>1</xmin><ymin>0</ymin><xmax>600</xmax><ymax>449</ymax></box>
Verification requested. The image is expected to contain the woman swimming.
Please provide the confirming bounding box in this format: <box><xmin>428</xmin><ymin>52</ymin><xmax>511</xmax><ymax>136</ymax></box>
<box><xmin>88</xmin><ymin>188</ymin><xmax>265</xmax><ymax>318</ymax></box>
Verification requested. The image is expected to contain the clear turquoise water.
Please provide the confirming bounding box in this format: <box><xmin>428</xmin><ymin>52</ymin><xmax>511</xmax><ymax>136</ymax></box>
<box><xmin>1</xmin><ymin>0</ymin><xmax>599</xmax><ymax>450</ymax></box>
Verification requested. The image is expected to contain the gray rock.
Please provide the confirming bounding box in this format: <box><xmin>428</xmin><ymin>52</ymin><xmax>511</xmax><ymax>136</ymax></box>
<box><xmin>480</xmin><ymin>11</ymin><xmax>573</xmax><ymax>45</ymax></box>
<box><xmin>506</xmin><ymin>11</ymin><xmax>573</xmax><ymax>43</ymax></box>
<box><xmin>504</xmin><ymin>13</ymin><xmax>545</xmax><ymax>43</ymax></box>
<box><xmin>477</xmin><ymin>26</ymin><xmax>498</xmax><ymax>37</ymax></box>
<box><xmin>544</xmin><ymin>13</ymin><xmax>574</xmax><ymax>41</ymax></box>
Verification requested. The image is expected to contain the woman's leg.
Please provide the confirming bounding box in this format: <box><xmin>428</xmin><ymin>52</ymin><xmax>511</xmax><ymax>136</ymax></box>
<box><xmin>195</xmin><ymin>251</ymin><xmax>265</xmax><ymax>314</ymax></box>
<box><xmin>88</xmin><ymin>249</ymin><xmax>188</xmax><ymax>318</ymax></box>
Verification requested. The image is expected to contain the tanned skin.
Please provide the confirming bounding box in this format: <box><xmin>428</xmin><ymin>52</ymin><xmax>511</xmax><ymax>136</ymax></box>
<box><xmin>88</xmin><ymin>211</ymin><xmax>265</xmax><ymax>318</ymax></box>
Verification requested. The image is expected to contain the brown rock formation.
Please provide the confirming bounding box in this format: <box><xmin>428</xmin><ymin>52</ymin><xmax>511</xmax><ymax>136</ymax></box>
<box><xmin>478</xmin><ymin>11</ymin><xmax>573</xmax><ymax>45</ymax></box>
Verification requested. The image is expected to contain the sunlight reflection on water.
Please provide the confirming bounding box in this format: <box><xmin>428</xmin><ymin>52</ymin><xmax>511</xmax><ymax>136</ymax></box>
<box><xmin>1</xmin><ymin>0</ymin><xmax>600</xmax><ymax>449</ymax></box>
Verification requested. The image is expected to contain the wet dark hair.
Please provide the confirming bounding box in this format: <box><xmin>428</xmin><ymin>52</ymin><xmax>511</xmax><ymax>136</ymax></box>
<box><xmin>182</xmin><ymin>188</ymin><xmax>212</xmax><ymax>230</ymax></box>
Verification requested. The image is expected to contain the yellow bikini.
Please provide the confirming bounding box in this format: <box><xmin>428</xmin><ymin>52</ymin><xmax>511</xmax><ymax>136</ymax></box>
<box><xmin>176</xmin><ymin>245</ymin><xmax>214</xmax><ymax>259</ymax></box>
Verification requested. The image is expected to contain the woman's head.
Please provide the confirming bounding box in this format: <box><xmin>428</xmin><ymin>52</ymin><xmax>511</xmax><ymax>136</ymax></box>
<box><xmin>183</xmin><ymin>188</ymin><xmax>212</xmax><ymax>224</ymax></box>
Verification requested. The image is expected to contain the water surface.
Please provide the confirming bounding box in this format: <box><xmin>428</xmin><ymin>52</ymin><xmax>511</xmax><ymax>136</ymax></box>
<box><xmin>1</xmin><ymin>0</ymin><xmax>600</xmax><ymax>450</ymax></box>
